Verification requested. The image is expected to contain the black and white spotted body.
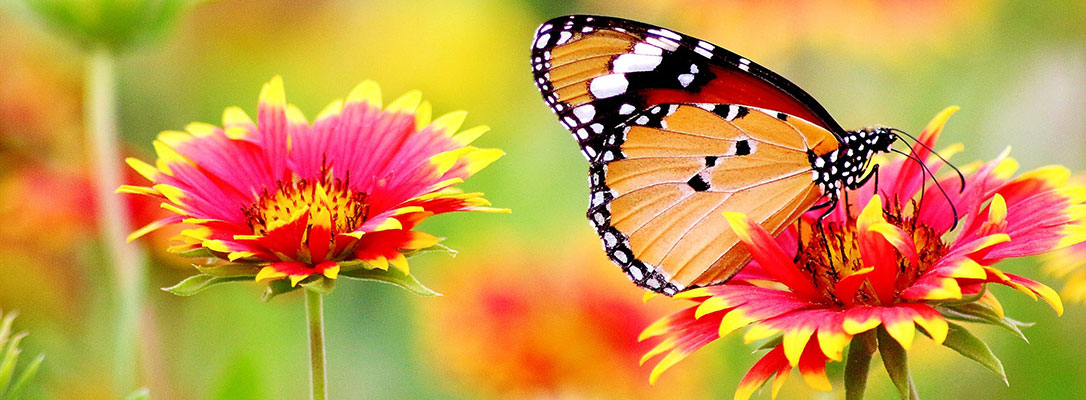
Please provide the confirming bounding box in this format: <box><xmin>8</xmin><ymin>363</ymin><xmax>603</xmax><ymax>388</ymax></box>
<box><xmin>809</xmin><ymin>127</ymin><xmax>897</xmax><ymax>194</ymax></box>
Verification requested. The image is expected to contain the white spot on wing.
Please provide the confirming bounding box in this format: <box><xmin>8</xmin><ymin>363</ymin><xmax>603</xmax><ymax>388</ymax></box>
<box><xmin>633</xmin><ymin>43</ymin><xmax>663</xmax><ymax>56</ymax></box>
<box><xmin>618</xmin><ymin>104</ymin><xmax>635</xmax><ymax>115</ymax></box>
<box><xmin>645</xmin><ymin>36</ymin><xmax>679</xmax><ymax>51</ymax></box>
<box><xmin>535</xmin><ymin>33</ymin><xmax>550</xmax><ymax>49</ymax></box>
<box><xmin>738</xmin><ymin>58</ymin><xmax>751</xmax><ymax>71</ymax></box>
<box><xmin>573</xmin><ymin>104</ymin><xmax>596</xmax><ymax>123</ymax></box>
<box><xmin>612</xmin><ymin>54</ymin><xmax>662</xmax><ymax>73</ymax></box>
<box><xmin>648</xmin><ymin>28</ymin><xmax>682</xmax><ymax>40</ymax></box>
<box><xmin>557</xmin><ymin>31</ymin><xmax>573</xmax><ymax>45</ymax></box>
<box><xmin>589</xmin><ymin>74</ymin><xmax>629</xmax><ymax>99</ymax></box>
<box><xmin>725</xmin><ymin>105</ymin><xmax>739</xmax><ymax>120</ymax></box>
<box><xmin>677</xmin><ymin>73</ymin><xmax>694</xmax><ymax>87</ymax></box>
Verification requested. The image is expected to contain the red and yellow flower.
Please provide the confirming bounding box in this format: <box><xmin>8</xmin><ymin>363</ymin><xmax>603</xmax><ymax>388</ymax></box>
<box><xmin>641</xmin><ymin>107</ymin><xmax>1086</xmax><ymax>399</ymax></box>
<box><xmin>419</xmin><ymin>236</ymin><xmax>710</xmax><ymax>400</ymax></box>
<box><xmin>121</xmin><ymin>77</ymin><xmax>505</xmax><ymax>293</ymax></box>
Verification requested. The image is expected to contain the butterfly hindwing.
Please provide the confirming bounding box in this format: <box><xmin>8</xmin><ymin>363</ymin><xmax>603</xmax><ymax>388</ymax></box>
<box><xmin>588</xmin><ymin>103</ymin><xmax>833</xmax><ymax>293</ymax></box>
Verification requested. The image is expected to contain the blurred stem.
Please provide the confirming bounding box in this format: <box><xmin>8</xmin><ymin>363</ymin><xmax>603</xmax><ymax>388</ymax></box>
<box><xmin>85</xmin><ymin>45</ymin><xmax>147</xmax><ymax>395</ymax></box>
<box><xmin>306</xmin><ymin>290</ymin><xmax>327</xmax><ymax>400</ymax></box>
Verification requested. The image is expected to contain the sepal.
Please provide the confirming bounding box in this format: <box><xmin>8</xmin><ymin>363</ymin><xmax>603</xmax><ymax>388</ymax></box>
<box><xmin>401</xmin><ymin>243</ymin><xmax>458</xmax><ymax>259</ymax></box>
<box><xmin>844</xmin><ymin>330</ymin><xmax>877</xmax><ymax>400</ymax></box>
<box><xmin>922</xmin><ymin>322</ymin><xmax>1008</xmax><ymax>384</ymax></box>
<box><xmin>195</xmin><ymin>263</ymin><xmax>261</xmax><ymax>277</ymax></box>
<box><xmin>301</xmin><ymin>276</ymin><xmax>336</xmax><ymax>295</ymax></box>
<box><xmin>162</xmin><ymin>274</ymin><xmax>250</xmax><ymax>296</ymax></box>
<box><xmin>340</xmin><ymin>267</ymin><xmax>441</xmax><ymax>296</ymax></box>
<box><xmin>262</xmin><ymin>279</ymin><xmax>301</xmax><ymax>302</ymax></box>
<box><xmin>939</xmin><ymin>303</ymin><xmax>1031</xmax><ymax>341</ymax></box>
<box><xmin>876</xmin><ymin>327</ymin><xmax>917</xmax><ymax>400</ymax></box>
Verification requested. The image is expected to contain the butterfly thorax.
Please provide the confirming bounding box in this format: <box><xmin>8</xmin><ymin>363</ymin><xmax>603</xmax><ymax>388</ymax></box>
<box><xmin>809</xmin><ymin>127</ymin><xmax>897</xmax><ymax>194</ymax></box>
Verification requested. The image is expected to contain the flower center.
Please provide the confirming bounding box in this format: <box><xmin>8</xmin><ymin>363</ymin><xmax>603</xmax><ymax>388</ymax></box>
<box><xmin>243</xmin><ymin>175</ymin><xmax>369</xmax><ymax>236</ymax></box>
<box><xmin>795</xmin><ymin>203</ymin><xmax>949</xmax><ymax>307</ymax></box>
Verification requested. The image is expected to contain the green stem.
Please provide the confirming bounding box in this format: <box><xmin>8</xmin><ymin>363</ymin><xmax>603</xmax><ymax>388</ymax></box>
<box><xmin>85</xmin><ymin>45</ymin><xmax>147</xmax><ymax>394</ymax></box>
<box><xmin>305</xmin><ymin>290</ymin><xmax>327</xmax><ymax>400</ymax></box>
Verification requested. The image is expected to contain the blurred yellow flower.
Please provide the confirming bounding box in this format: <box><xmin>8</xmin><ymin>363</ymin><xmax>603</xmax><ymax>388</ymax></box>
<box><xmin>592</xmin><ymin>0</ymin><xmax>992</xmax><ymax>62</ymax></box>
<box><xmin>1044</xmin><ymin>240</ymin><xmax>1086</xmax><ymax>304</ymax></box>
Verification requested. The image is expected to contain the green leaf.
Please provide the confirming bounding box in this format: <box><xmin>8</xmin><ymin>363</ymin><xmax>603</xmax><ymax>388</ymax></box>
<box><xmin>336</xmin><ymin>244</ymin><xmax>457</xmax><ymax>274</ymax></box>
<box><xmin>301</xmin><ymin>277</ymin><xmax>335</xmax><ymax>295</ymax></box>
<box><xmin>0</xmin><ymin>311</ymin><xmax>17</xmax><ymax>352</ymax></box>
<box><xmin>340</xmin><ymin>268</ymin><xmax>441</xmax><ymax>296</ymax></box>
<box><xmin>756</xmin><ymin>336</ymin><xmax>783</xmax><ymax>351</ymax></box>
<box><xmin>0</xmin><ymin>332</ymin><xmax>27</xmax><ymax>394</ymax></box>
<box><xmin>939</xmin><ymin>322</ymin><xmax>1008</xmax><ymax>384</ymax></box>
<box><xmin>402</xmin><ymin>243</ymin><xmax>458</xmax><ymax>259</ymax></box>
<box><xmin>4</xmin><ymin>354</ymin><xmax>44</xmax><ymax>400</ymax></box>
<box><xmin>162</xmin><ymin>274</ymin><xmax>251</xmax><ymax>296</ymax></box>
<box><xmin>261</xmin><ymin>279</ymin><xmax>301</xmax><ymax>302</ymax></box>
<box><xmin>195</xmin><ymin>263</ymin><xmax>260</xmax><ymax>278</ymax></box>
<box><xmin>336</xmin><ymin>259</ymin><xmax>372</xmax><ymax>273</ymax></box>
<box><xmin>940</xmin><ymin>304</ymin><xmax>1031</xmax><ymax>342</ymax></box>
<box><xmin>877</xmin><ymin>327</ymin><xmax>918</xmax><ymax>400</ymax></box>
<box><xmin>123</xmin><ymin>388</ymin><xmax>150</xmax><ymax>400</ymax></box>
<box><xmin>178</xmin><ymin>248</ymin><xmax>214</xmax><ymax>258</ymax></box>
<box><xmin>845</xmin><ymin>330</ymin><xmax>877</xmax><ymax>400</ymax></box>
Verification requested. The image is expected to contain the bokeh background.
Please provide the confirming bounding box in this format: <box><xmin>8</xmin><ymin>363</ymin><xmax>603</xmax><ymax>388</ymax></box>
<box><xmin>0</xmin><ymin>0</ymin><xmax>1085</xmax><ymax>398</ymax></box>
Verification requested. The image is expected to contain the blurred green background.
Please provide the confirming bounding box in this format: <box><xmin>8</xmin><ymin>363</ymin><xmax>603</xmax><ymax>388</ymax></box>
<box><xmin>0</xmin><ymin>0</ymin><xmax>1084</xmax><ymax>398</ymax></box>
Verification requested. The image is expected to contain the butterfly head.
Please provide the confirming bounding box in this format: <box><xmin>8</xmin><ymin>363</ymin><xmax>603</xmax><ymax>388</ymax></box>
<box><xmin>860</xmin><ymin>126</ymin><xmax>898</xmax><ymax>154</ymax></box>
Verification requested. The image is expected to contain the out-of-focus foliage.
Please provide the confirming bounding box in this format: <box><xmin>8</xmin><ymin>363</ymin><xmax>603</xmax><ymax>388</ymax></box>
<box><xmin>0</xmin><ymin>0</ymin><xmax>1083</xmax><ymax>398</ymax></box>
<box><xmin>0</xmin><ymin>311</ymin><xmax>45</xmax><ymax>400</ymax></box>
<box><xmin>6</xmin><ymin>0</ymin><xmax>198</xmax><ymax>51</ymax></box>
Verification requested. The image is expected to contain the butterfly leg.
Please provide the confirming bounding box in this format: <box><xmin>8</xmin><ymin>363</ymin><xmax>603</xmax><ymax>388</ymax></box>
<box><xmin>815</xmin><ymin>194</ymin><xmax>838</xmax><ymax>224</ymax></box>
<box><xmin>854</xmin><ymin>164</ymin><xmax>881</xmax><ymax>189</ymax></box>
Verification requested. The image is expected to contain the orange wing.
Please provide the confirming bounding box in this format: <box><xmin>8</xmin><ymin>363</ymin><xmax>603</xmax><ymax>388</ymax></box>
<box><xmin>587</xmin><ymin>103</ymin><xmax>839</xmax><ymax>294</ymax></box>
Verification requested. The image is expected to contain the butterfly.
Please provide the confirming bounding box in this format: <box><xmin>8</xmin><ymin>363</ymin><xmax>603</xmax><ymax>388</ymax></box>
<box><xmin>531</xmin><ymin>15</ymin><xmax>901</xmax><ymax>296</ymax></box>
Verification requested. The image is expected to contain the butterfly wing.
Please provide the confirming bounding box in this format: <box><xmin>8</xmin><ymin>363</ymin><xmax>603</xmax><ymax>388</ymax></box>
<box><xmin>531</xmin><ymin>15</ymin><xmax>848</xmax><ymax>294</ymax></box>
<box><xmin>531</xmin><ymin>14</ymin><xmax>846</xmax><ymax>162</ymax></box>
<box><xmin>588</xmin><ymin>103</ymin><xmax>836</xmax><ymax>294</ymax></box>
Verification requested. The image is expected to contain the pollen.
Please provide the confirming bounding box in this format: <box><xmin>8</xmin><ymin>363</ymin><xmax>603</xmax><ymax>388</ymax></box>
<box><xmin>243</xmin><ymin>173</ymin><xmax>369</xmax><ymax>236</ymax></box>
<box><xmin>796</xmin><ymin>203</ymin><xmax>949</xmax><ymax>307</ymax></box>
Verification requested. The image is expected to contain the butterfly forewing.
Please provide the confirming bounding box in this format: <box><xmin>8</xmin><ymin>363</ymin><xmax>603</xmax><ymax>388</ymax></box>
<box><xmin>531</xmin><ymin>14</ymin><xmax>845</xmax><ymax>163</ymax></box>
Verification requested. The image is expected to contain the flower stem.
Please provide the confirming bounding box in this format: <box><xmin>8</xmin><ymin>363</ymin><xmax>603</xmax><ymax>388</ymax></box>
<box><xmin>85</xmin><ymin>45</ymin><xmax>148</xmax><ymax>395</ymax></box>
<box><xmin>305</xmin><ymin>289</ymin><xmax>328</xmax><ymax>400</ymax></box>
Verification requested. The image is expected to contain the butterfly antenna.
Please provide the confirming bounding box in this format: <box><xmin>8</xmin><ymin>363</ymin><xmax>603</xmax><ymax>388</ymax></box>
<box><xmin>891</xmin><ymin>148</ymin><xmax>961</xmax><ymax>231</ymax></box>
<box><xmin>890</xmin><ymin>128</ymin><xmax>966</xmax><ymax>193</ymax></box>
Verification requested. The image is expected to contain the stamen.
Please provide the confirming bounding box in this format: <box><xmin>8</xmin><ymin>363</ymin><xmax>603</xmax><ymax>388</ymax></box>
<box><xmin>798</xmin><ymin>206</ymin><xmax>949</xmax><ymax>307</ymax></box>
<box><xmin>243</xmin><ymin>174</ymin><xmax>370</xmax><ymax>236</ymax></box>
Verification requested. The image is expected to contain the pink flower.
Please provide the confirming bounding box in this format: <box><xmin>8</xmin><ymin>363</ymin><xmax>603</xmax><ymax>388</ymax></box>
<box><xmin>121</xmin><ymin>77</ymin><xmax>505</xmax><ymax>293</ymax></box>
